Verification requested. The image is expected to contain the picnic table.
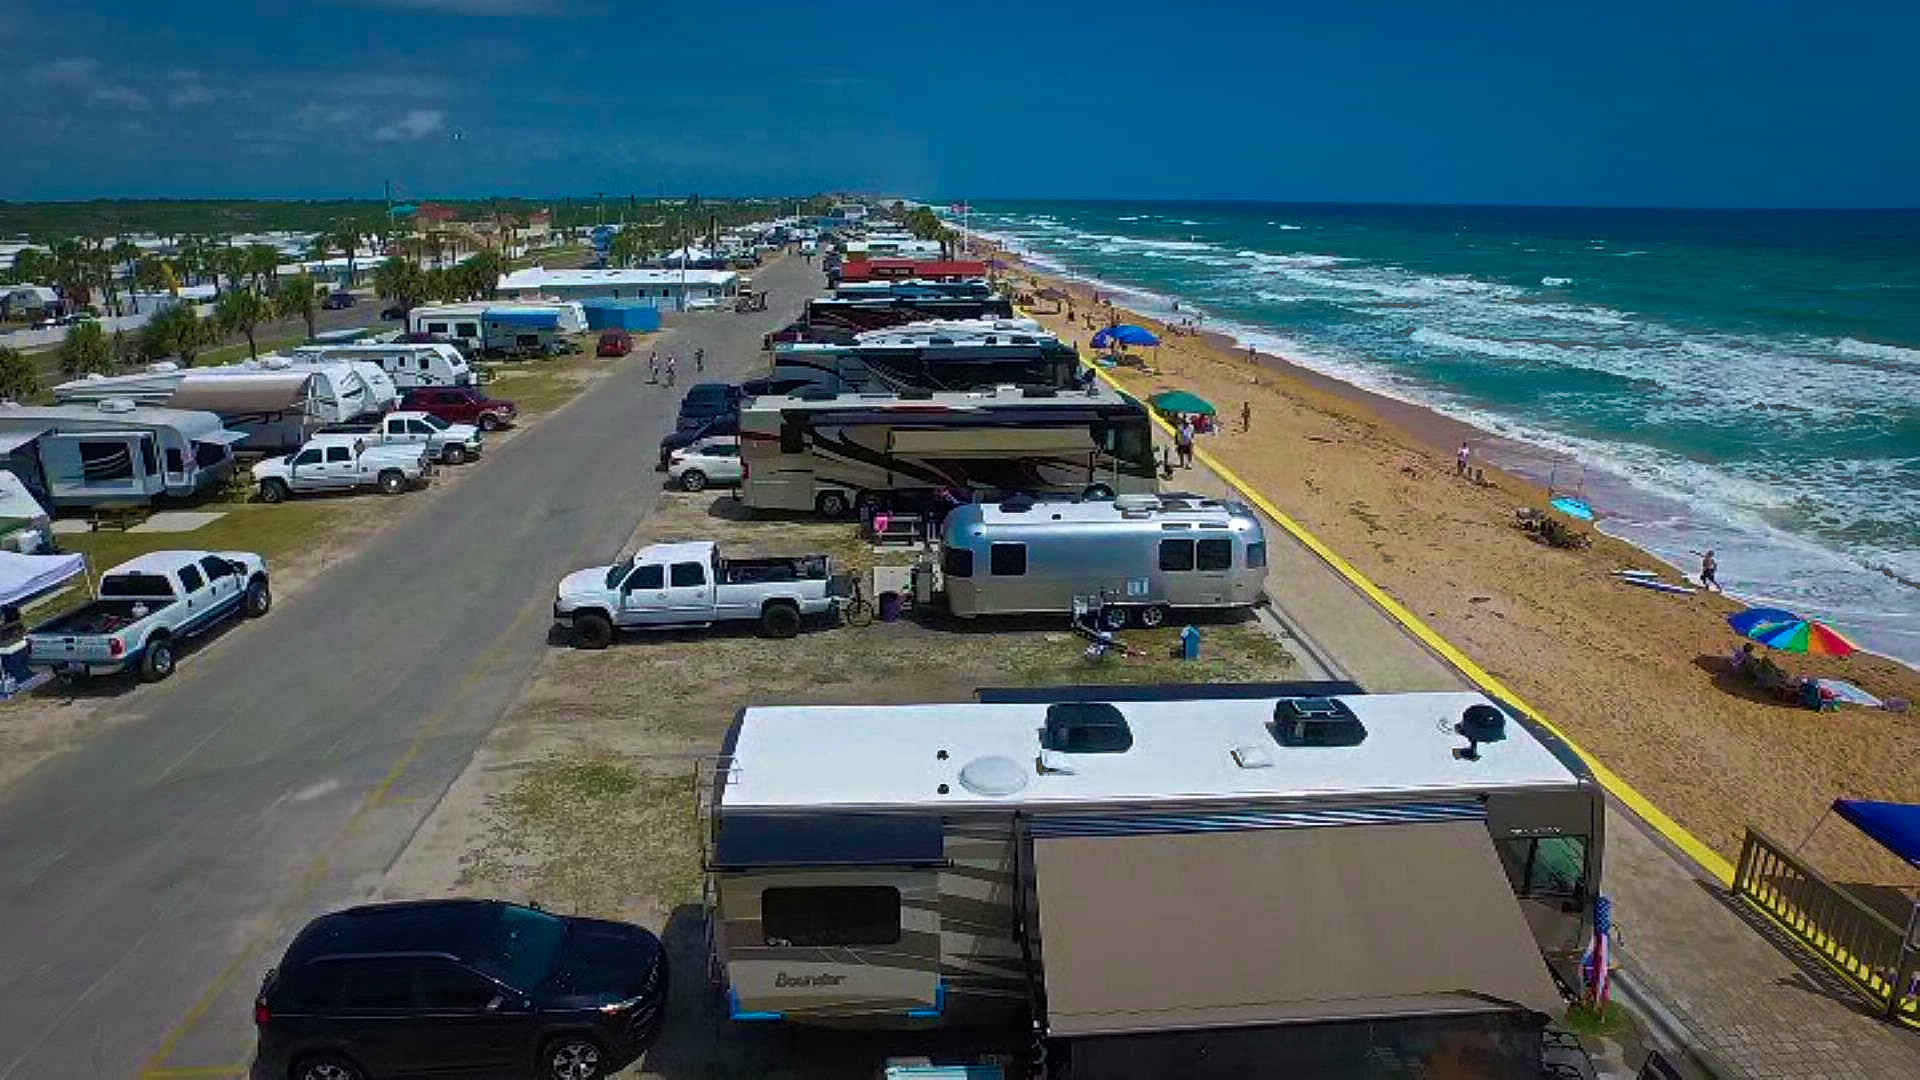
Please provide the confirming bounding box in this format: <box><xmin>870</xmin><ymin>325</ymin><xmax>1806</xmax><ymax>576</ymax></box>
<box><xmin>88</xmin><ymin>501</ymin><xmax>150</xmax><ymax>532</ymax></box>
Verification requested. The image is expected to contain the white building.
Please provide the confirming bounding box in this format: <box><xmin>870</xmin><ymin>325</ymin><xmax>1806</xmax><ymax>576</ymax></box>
<box><xmin>495</xmin><ymin>267</ymin><xmax>739</xmax><ymax>307</ymax></box>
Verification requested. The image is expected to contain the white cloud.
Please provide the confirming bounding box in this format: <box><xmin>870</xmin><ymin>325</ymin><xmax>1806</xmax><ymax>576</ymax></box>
<box><xmin>92</xmin><ymin>84</ymin><xmax>150</xmax><ymax>108</ymax></box>
<box><xmin>28</xmin><ymin>58</ymin><xmax>100</xmax><ymax>85</ymax></box>
<box><xmin>167</xmin><ymin>85</ymin><xmax>216</xmax><ymax>108</ymax></box>
<box><xmin>372</xmin><ymin>108</ymin><xmax>447</xmax><ymax>142</ymax></box>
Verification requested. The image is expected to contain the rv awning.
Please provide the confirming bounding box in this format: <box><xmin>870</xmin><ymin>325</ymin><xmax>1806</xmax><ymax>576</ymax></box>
<box><xmin>1031</xmin><ymin>821</ymin><xmax>1563</xmax><ymax>1037</ymax></box>
<box><xmin>169</xmin><ymin>374</ymin><xmax>312</xmax><ymax>414</ymax></box>
<box><xmin>0</xmin><ymin>428</ymin><xmax>50</xmax><ymax>454</ymax></box>
<box><xmin>485</xmin><ymin>310</ymin><xmax>561</xmax><ymax>328</ymax></box>
<box><xmin>193</xmin><ymin>429</ymin><xmax>251</xmax><ymax>446</ymax></box>
<box><xmin>1833</xmin><ymin>799</ymin><xmax>1920</xmax><ymax>871</ymax></box>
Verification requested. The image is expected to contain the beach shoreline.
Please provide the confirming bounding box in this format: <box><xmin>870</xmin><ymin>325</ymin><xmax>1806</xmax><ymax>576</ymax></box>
<box><xmin>983</xmin><ymin>242</ymin><xmax>1920</xmax><ymax>885</ymax></box>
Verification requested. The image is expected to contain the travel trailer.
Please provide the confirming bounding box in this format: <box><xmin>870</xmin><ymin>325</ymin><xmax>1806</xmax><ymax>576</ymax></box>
<box><xmin>53</xmin><ymin>359</ymin><xmax>383</xmax><ymax>426</ymax></box>
<box><xmin>940</xmin><ymin>494</ymin><xmax>1268</xmax><ymax>626</ymax></box>
<box><xmin>737</xmin><ymin>385</ymin><xmax>1159</xmax><ymax>518</ymax></box>
<box><xmin>0</xmin><ymin>402</ymin><xmax>243</xmax><ymax>507</ymax></box>
<box><xmin>163</xmin><ymin>373</ymin><xmax>321</xmax><ymax>453</ymax></box>
<box><xmin>769</xmin><ymin>333</ymin><xmax>1083</xmax><ymax>396</ymax></box>
<box><xmin>703</xmin><ymin>685</ymin><xmax>1598</xmax><ymax>1049</ymax></box>
<box><xmin>407</xmin><ymin>301</ymin><xmax>587</xmax><ymax>351</ymax></box>
<box><xmin>289</xmin><ymin>342</ymin><xmax>473</xmax><ymax>390</ymax></box>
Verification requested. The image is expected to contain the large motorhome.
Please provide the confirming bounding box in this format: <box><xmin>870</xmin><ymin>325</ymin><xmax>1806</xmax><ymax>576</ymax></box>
<box><xmin>290</xmin><ymin>342</ymin><xmax>473</xmax><ymax>389</ymax></box>
<box><xmin>833</xmin><ymin>280</ymin><xmax>995</xmax><ymax>302</ymax></box>
<box><xmin>794</xmin><ymin>296</ymin><xmax>1018</xmax><ymax>342</ymax></box>
<box><xmin>941</xmin><ymin>494</ymin><xmax>1268</xmax><ymax>626</ymax></box>
<box><xmin>769</xmin><ymin>334</ymin><xmax>1084</xmax><ymax>396</ymax></box>
<box><xmin>0</xmin><ymin>402</ymin><xmax>243</xmax><ymax>507</ymax></box>
<box><xmin>737</xmin><ymin>385</ymin><xmax>1158</xmax><ymax>518</ymax></box>
<box><xmin>704</xmin><ymin>685</ymin><xmax>1599</xmax><ymax>1064</ymax></box>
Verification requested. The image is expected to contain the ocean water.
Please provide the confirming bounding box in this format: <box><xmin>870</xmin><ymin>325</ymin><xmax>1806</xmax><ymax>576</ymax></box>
<box><xmin>967</xmin><ymin>201</ymin><xmax>1920</xmax><ymax>667</ymax></box>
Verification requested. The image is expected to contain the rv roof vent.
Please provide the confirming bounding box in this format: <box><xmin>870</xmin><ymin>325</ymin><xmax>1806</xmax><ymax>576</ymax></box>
<box><xmin>260</xmin><ymin>356</ymin><xmax>292</xmax><ymax>370</ymax></box>
<box><xmin>1113</xmin><ymin>494</ymin><xmax>1161</xmax><ymax>514</ymax></box>
<box><xmin>1270</xmin><ymin>697</ymin><xmax>1366</xmax><ymax>748</ymax></box>
<box><xmin>1042</xmin><ymin>702</ymin><xmax>1133</xmax><ymax>754</ymax></box>
<box><xmin>992</xmin><ymin>384</ymin><xmax>1020</xmax><ymax>397</ymax></box>
<box><xmin>1231</xmin><ymin>745</ymin><xmax>1275</xmax><ymax>769</ymax></box>
<box><xmin>958</xmin><ymin>755</ymin><xmax>1030</xmax><ymax>797</ymax></box>
<box><xmin>96</xmin><ymin>398</ymin><xmax>138</xmax><ymax>414</ymax></box>
<box><xmin>999</xmin><ymin>494</ymin><xmax>1036</xmax><ymax>513</ymax></box>
<box><xmin>147</xmin><ymin>361</ymin><xmax>179</xmax><ymax>374</ymax></box>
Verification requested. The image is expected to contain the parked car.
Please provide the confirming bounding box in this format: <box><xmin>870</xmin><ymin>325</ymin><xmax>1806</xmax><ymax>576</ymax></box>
<box><xmin>657</xmin><ymin>412</ymin><xmax>738</xmax><ymax>471</ymax></box>
<box><xmin>401</xmin><ymin>386</ymin><xmax>518</xmax><ymax>431</ymax></box>
<box><xmin>252</xmin><ymin>434</ymin><xmax>431</xmax><ymax>502</ymax></box>
<box><xmin>380</xmin><ymin>305</ymin><xmax>406</xmax><ymax>321</ymax></box>
<box><xmin>26</xmin><ymin>550</ymin><xmax>271</xmax><ymax>682</ymax></box>
<box><xmin>553</xmin><ymin>540</ymin><xmax>837</xmax><ymax>645</ymax></box>
<box><xmin>667</xmin><ymin>436</ymin><xmax>742</xmax><ymax>491</ymax></box>
<box><xmin>596</xmin><ymin>329</ymin><xmax>633</xmax><ymax>357</ymax></box>
<box><xmin>320</xmin><ymin>409</ymin><xmax>483</xmax><ymax>465</ymax></box>
<box><xmin>677</xmin><ymin>383</ymin><xmax>740</xmax><ymax>425</ymax></box>
<box><xmin>322</xmin><ymin>291</ymin><xmax>356</xmax><ymax>310</ymax></box>
<box><xmin>252</xmin><ymin>899</ymin><xmax>667</xmax><ymax>1080</ymax></box>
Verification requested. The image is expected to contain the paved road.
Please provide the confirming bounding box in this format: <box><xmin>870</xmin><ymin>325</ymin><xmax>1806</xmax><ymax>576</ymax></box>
<box><xmin>0</xmin><ymin>255</ymin><xmax>819</xmax><ymax>1079</ymax></box>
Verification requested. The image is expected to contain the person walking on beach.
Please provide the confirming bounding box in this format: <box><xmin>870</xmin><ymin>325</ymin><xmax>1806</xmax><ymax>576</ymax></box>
<box><xmin>1176</xmin><ymin>416</ymin><xmax>1196</xmax><ymax>469</ymax></box>
<box><xmin>1456</xmin><ymin>442</ymin><xmax>1472</xmax><ymax>477</ymax></box>
<box><xmin>665</xmin><ymin>354</ymin><xmax>677</xmax><ymax>388</ymax></box>
<box><xmin>1240</xmin><ymin>400</ymin><xmax>1252</xmax><ymax>433</ymax></box>
<box><xmin>695</xmin><ymin>347</ymin><xmax>705</xmax><ymax>373</ymax></box>
<box><xmin>1700</xmin><ymin>549</ymin><xmax>1721</xmax><ymax>592</ymax></box>
<box><xmin>648</xmin><ymin>351</ymin><xmax>660</xmax><ymax>384</ymax></box>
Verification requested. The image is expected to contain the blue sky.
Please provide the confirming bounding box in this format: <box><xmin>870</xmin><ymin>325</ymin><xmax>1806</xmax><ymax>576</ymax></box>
<box><xmin>4</xmin><ymin>0</ymin><xmax>1915</xmax><ymax>206</ymax></box>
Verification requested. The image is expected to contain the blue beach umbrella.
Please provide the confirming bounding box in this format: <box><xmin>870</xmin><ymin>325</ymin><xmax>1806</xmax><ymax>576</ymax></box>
<box><xmin>1727</xmin><ymin>608</ymin><xmax>1860</xmax><ymax>657</ymax></box>
<box><xmin>1092</xmin><ymin>324</ymin><xmax>1160</xmax><ymax>349</ymax></box>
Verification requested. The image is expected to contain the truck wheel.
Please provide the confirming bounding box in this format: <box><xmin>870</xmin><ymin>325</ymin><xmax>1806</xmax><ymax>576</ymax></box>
<box><xmin>679</xmin><ymin>469</ymin><xmax>708</xmax><ymax>492</ymax></box>
<box><xmin>1136</xmin><ymin>603</ymin><xmax>1168</xmax><ymax>629</ymax></box>
<box><xmin>760</xmin><ymin>602</ymin><xmax>802</xmax><ymax>639</ymax></box>
<box><xmin>243</xmin><ymin>577</ymin><xmax>273</xmax><ymax>618</ymax></box>
<box><xmin>441</xmin><ymin>444</ymin><xmax>467</xmax><ymax>465</ymax></box>
<box><xmin>478</xmin><ymin>413</ymin><xmax>503</xmax><ymax>432</ymax></box>
<box><xmin>378</xmin><ymin>470</ymin><xmax>407</xmax><ymax>495</ymax></box>
<box><xmin>139</xmin><ymin>638</ymin><xmax>176</xmax><ymax>683</ymax></box>
<box><xmin>571</xmin><ymin>612</ymin><xmax>614</xmax><ymax>650</ymax></box>
<box><xmin>258</xmin><ymin>479</ymin><xmax>290</xmax><ymax>504</ymax></box>
<box><xmin>816</xmin><ymin>491</ymin><xmax>851</xmax><ymax>519</ymax></box>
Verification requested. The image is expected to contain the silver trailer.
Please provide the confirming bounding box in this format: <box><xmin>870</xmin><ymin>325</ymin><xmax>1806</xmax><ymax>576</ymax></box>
<box><xmin>0</xmin><ymin>402</ymin><xmax>243</xmax><ymax>507</ymax></box>
<box><xmin>940</xmin><ymin>493</ymin><xmax>1267</xmax><ymax>627</ymax></box>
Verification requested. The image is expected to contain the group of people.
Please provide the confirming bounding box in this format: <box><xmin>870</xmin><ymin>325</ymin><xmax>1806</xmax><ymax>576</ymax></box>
<box><xmin>647</xmin><ymin>347</ymin><xmax>705</xmax><ymax>387</ymax></box>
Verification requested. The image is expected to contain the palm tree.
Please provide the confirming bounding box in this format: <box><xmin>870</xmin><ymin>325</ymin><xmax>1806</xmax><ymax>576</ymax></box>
<box><xmin>277</xmin><ymin>274</ymin><xmax>321</xmax><ymax>342</ymax></box>
<box><xmin>243</xmin><ymin>244</ymin><xmax>282</xmax><ymax>293</ymax></box>
<box><xmin>215</xmin><ymin>288</ymin><xmax>272</xmax><ymax>361</ymax></box>
<box><xmin>305</xmin><ymin>233</ymin><xmax>334</xmax><ymax>284</ymax></box>
<box><xmin>134</xmin><ymin>258</ymin><xmax>170</xmax><ymax>303</ymax></box>
<box><xmin>209</xmin><ymin>245</ymin><xmax>245</xmax><ymax>297</ymax></box>
<box><xmin>111</xmin><ymin>240</ymin><xmax>143</xmax><ymax>314</ymax></box>
<box><xmin>10</xmin><ymin>247</ymin><xmax>51</xmax><ymax>286</ymax></box>
<box><xmin>58</xmin><ymin>320</ymin><xmax>116</xmax><ymax>377</ymax></box>
<box><xmin>333</xmin><ymin>225</ymin><xmax>363</xmax><ymax>286</ymax></box>
<box><xmin>0</xmin><ymin>345</ymin><xmax>40</xmax><ymax>401</ymax></box>
<box><xmin>142</xmin><ymin>303</ymin><xmax>208</xmax><ymax>366</ymax></box>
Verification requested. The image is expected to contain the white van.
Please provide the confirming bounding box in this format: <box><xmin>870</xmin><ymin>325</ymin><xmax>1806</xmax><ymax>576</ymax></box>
<box><xmin>289</xmin><ymin>343</ymin><xmax>473</xmax><ymax>390</ymax></box>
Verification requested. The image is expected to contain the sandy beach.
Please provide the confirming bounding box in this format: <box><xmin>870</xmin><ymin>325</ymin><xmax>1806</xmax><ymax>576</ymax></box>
<box><xmin>995</xmin><ymin>249</ymin><xmax>1920</xmax><ymax>886</ymax></box>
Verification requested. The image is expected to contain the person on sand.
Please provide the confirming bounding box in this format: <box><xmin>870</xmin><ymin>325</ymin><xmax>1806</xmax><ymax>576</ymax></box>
<box><xmin>648</xmin><ymin>351</ymin><xmax>659</xmax><ymax>384</ymax></box>
<box><xmin>1456</xmin><ymin>442</ymin><xmax>1472</xmax><ymax>476</ymax></box>
<box><xmin>1176</xmin><ymin>417</ymin><xmax>1196</xmax><ymax>469</ymax></box>
<box><xmin>1241</xmin><ymin>400</ymin><xmax>1252</xmax><ymax>433</ymax></box>
<box><xmin>1701</xmin><ymin>549</ymin><xmax>1720</xmax><ymax>592</ymax></box>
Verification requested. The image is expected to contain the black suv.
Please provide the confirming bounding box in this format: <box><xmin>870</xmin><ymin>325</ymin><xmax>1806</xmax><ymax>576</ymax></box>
<box><xmin>252</xmin><ymin>900</ymin><xmax>666</xmax><ymax>1080</ymax></box>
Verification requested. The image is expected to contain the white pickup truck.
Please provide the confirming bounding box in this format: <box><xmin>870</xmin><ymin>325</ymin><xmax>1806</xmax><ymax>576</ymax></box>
<box><xmin>26</xmin><ymin>550</ymin><xmax>271</xmax><ymax>681</ymax></box>
<box><xmin>320</xmin><ymin>410</ymin><xmax>483</xmax><ymax>465</ymax></box>
<box><xmin>552</xmin><ymin>540</ymin><xmax>839</xmax><ymax>647</ymax></box>
<box><xmin>252</xmin><ymin>433</ymin><xmax>431</xmax><ymax>502</ymax></box>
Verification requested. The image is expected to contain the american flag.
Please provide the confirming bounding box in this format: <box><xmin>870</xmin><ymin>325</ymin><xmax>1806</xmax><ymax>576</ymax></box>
<box><xmin>1580</xmin><ymin>893</ymin><xmax>1613</xmax><ymax>1007</ymax></box>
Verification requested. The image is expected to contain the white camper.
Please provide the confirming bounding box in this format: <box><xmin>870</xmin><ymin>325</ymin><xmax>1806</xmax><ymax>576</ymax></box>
<box><xmin>288</xmin><ymin>342</ymin><xmax>473</xmax><ymax>390</ymax></box>
<box><xmin>0</xmin><ymin>401</ymin><xmax>243</xmax><ymax>507</ymax></box>
<box><xmin>408</xmin><ymin>301</ymin><xmax>587</xmax><ymax>351</ymax></box>
<box><xmin>53</xmin><ymin>358</ymin><xmax>383</xmax><ymax>426</ymax></box>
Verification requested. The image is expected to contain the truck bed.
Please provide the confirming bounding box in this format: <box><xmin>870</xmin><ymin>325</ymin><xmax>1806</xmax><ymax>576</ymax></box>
<box><xmin>34</xmin><ymin>599</ymin><xmax>172</xmax><ymax>637</ymax></box>
<box><xmin>717</xmin><ymin>555</ymin><xmax>830</xmax><ymax>585</ymax></box>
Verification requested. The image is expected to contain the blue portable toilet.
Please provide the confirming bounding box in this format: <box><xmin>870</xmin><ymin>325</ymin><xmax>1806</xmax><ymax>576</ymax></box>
<box><xmin>1180</xmin><ymin>625</ymin><xmax>1201</xmax><ymax>661</ymax></box>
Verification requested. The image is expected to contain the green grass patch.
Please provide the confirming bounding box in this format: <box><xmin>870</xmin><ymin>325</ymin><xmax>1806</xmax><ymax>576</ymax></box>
<box><xmin>458</xmin><ymin>751</ymin><xmax>702</xmax><ymax>919</ymax></box>
<box><xmin>196</xmin><ymin>330</ymin><xmax>309</xmax><ymax>367</ymax></box>
<box><xmin>1561</xmin><ymin>999</ymin><xmax>1630</xmax><ymax>1036</ymax></box>
<box><xmin>998</xmin><ymin>619</ymin><xmax>1296</xmax><ymax>687</ymax></box>
<box><xmin>57</xmin><ymin>501</ymin><xmax>354</xmax><ymax>572</ymax></box>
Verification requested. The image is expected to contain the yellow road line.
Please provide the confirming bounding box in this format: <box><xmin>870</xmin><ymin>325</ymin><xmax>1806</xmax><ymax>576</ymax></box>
<box><xmin>1079</xmin><ymin>353</ymin><xmax>1738</xmax><ymax>884</ymax></box>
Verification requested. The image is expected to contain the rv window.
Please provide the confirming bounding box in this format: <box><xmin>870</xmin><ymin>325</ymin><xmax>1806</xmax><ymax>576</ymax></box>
<box><xmin>989</xmin><ymin>543</ymin><xmax>1027</xmax><ymax>576</ymax></box>
<box><xmin>419</xmin><ymin>357</ymin><xmax>430</xmax><ymax>371</ymax></box>
<box><xmin>77</xmin><ymin>440</ymin><xmax>134</xmax><ymax>483</ymax></box>
<box><xmin>1197</xmin><ymin>538</ymin><xmax>1233</xmax><ymax>571</ymax></box>
<box><xmin>139</xmin><ymin>438</ymin><xmax>158</xmax><ymax>477</ymax></box>
<box><xmin>456</xmin><ymin>322</ymin><xmax>478</xmax><ymax>338</ymax></box>
<box><xmin>427</xmin><ymin>322</ymin><xmax>449</xmax><ymax>335</ymax></box>
<box><xmin>761</xmin><ymin>886</ymin><xmax>901</xmax><ymax>947</ymax></box>
<box><xmin>1159</xmin><ymin>539</ymin><xmax>1195</xmax><ymax>572</ymax></box>
<box><xmin>942</xmin><ymin>546</ymin><xmax>974</xmax><ymax>578</ymax></box>
<box><xmin>779</xmin><ymin>416</ymin><xmax>806</xmax><ymax>454</ymax></box>
<box><xmin>1497</xmin><ymin>836</ymin><xmax>1588</xmax><ymax>899</ymax></box>
<box><xmin>1246</xmin><ymin>541</ymin><xmax>1268</xmax><ymax>569</ymax></box>
<box><xmin>630</xmin><ymin>564</ymin><xmax>664</xmax><ymax>590</ymax></box>
<box><xmin>669</xmin><ymin>562</ymin><xmax>706</xmax><ymax>588</ymax></box>
<box><xmin>164</xmin><ymin>447</ymin><xmax>184</xmax><ymax>474</ymax></box>
<box><xmin>177</xmin><ymin>565</ymin><xmax>204</xmax><ymax>593</ymax></box>
<box><xmin>194</xmin><ymin>440</ymin><xmax>228</xmax><ymax>468</ymax></box>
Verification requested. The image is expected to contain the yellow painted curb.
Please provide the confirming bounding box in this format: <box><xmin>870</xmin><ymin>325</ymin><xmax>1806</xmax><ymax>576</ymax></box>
<box><xmin>1075</xmin><ymin>349</ymin><xmax>1738</xmax><ymax>885</ymax></box>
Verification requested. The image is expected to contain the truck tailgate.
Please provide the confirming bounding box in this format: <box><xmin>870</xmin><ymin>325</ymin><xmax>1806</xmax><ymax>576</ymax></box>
<box><xmin>26</xmin><ymin>633</ymin><xmax>123</xmax><ymax>663</ymax></box>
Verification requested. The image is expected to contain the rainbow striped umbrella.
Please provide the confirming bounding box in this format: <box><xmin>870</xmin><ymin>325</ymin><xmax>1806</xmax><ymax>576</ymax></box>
<box><xmin>1727</xmin><ymin>608</ymin><xmax>1860</xmax><ymax>657</ymax></box>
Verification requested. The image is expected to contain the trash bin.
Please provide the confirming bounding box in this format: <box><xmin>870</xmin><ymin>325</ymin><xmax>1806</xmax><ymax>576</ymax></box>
<box><xmin>1180</xmin><ymin>625</ymin><xmax>1201</xmax><ymax>661</ymax></box>
<box><xmin>878</xmin><ymin>591</ymin><xmax>903</xmax><ymax>622</ymax></box>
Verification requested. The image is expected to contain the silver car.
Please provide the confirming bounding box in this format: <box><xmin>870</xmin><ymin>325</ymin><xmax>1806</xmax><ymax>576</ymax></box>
<box><xmin>668</xmin><ymin>436</ymin><xmax>744</xmax><ymax>491</ymax></box>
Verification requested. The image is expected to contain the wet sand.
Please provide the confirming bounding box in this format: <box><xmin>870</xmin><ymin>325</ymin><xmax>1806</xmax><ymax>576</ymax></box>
<box><xmin>996</xmin><ymin>250</ymin><xmax>1920</xmax><ymax>885</ymax></box>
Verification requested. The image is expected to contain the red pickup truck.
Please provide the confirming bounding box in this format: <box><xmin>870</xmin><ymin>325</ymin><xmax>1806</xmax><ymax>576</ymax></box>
<box><xmin>400</xmin><ymin>387</ymin><xmax>520</xmax><ymax>431</ymax></box>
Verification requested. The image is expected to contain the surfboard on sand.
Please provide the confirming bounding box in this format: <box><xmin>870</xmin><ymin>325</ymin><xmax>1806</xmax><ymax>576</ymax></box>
<box><xmin>1622</xmin><ymin>576</ymin><xmax>1697</xmax><ymax>595</ymax></box>
<box><xmin>1614</xmin><ymin>569</ymin><xmax>1661</xmax><ymax>579</ymax></box>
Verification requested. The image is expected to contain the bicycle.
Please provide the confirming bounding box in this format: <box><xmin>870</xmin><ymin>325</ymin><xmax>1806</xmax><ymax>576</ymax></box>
<box><xmin>838</xmin><ymin>574</ymin><xmax>874</xmax><ymax>628</ymax></box>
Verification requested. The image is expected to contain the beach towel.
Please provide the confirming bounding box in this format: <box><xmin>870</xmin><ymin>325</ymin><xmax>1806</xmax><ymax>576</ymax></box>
<box><xmin>1813</xmin><ymin>679</ymin><xmax>1882</xmax><ymax>709</ymax></box>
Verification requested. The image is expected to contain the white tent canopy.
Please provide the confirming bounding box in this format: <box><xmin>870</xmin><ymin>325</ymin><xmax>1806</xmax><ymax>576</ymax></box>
<box><xmin>0</xmin><ymin>550</ymin><xmax>86</xmax><ymax>609</ymax></box>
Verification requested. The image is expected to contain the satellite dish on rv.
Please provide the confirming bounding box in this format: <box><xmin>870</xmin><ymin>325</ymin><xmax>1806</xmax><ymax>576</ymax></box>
<box><xmin>97</xmin><ymin>398</ymin><xmax>138</xmax><ymax>414</ymax></box>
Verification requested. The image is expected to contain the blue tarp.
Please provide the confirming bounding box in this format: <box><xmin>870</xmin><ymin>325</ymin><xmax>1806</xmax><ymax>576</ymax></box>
<box><xmin>1833</xmin><ymin>799</ymin><xmax>1920</xmax><ymax>870</ymax></box>
<box><xmin>581</xmin><ymin>299</ymin><xmax>664</xmax><ymax>332</ymax></box>
<box><xmin>1091</xmin><ymin>324</ymin><xmax>1160</xmax><ymax>348</ymax></box>
<box><xmin>484</xmin><ymin>310</ymin><xmax>561</xmax><ymax>329</ymax></box>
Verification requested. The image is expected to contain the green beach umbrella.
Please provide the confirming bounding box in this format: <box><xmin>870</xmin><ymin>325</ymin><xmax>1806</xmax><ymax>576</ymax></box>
<box><xmin>1149</xmin><ymin>390</ymin><xmax>1215</xmax><ymax>415</ymax></box>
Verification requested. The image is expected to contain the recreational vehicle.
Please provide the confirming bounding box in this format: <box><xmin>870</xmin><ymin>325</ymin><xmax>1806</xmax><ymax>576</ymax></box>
<box><xmin>163</xmin><ymin>373</ymin><xmax>321</xmax><ymax>453</ymax></box>
<box><xmin>737</xmin><ymin>385</ymin><xmax>1158</xmax><ymax>518</ymax></box>
<box><xmin>770</xmin><ymin>335</ymin><xmax>1083</xmax><ymax>396</ymax></box>
<box><xmin>289</xmin><ymin>342</ymin><xmax>474</xmax><ymax>389</ymax></box>
<box><xmin>53</xmin><ymin>359</ymin><xmax>382</xmax><ymax>426</ymax></box>
<box><xmin>408</xmin><ymin>301</ymin><xmax>588</xmax><ymax>351</ymax></box>
<box><xmin>800</xmin><ymin>296</ymin><xmax>1017</xmax><ymax>339</ymax></box>
<box><xmin>833</xmin><ymin>280</ymin><xmax>995</xmax><ymax>302</ymax></box>
<box><xmin>0</xmin><ymin>402</ymin><xmax>243</xmax><ymax>507</ymax></box>
<box><xmin>704</xmin><ymin>685</ymin><xmax>1599</xmax><ymax>1047</ymax></box>
<box><xmin>941</xmin><ymin>494</ymin><xmax>1267</xmax><ymax>626</ymax></box>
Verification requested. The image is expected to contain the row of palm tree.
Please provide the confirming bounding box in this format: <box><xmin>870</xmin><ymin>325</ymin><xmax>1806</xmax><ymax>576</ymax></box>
<box><xmin>371</xmin><ymin>250</ymin><xmax>505</xmax><ymax>315</ymax></box>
